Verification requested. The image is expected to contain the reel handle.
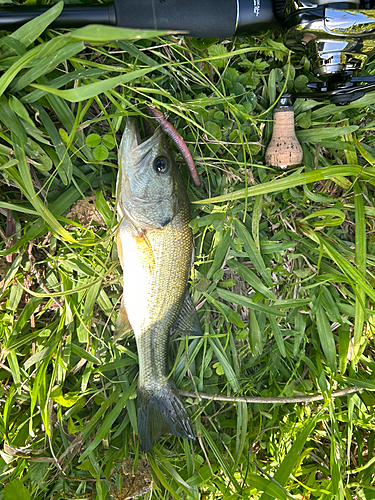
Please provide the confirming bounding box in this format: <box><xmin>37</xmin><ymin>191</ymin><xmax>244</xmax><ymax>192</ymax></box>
<box><xmin>265</xmin><ymin>104</ymin><xmax>303</xmax><ymax>168</ymax></box>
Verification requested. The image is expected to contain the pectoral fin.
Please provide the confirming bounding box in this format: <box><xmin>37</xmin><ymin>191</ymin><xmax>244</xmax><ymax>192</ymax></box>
<box><xmin>114</xmin><ymin>296</ymin><xmax>132</xmax><ymax>342</ymax></box>
<box><xmin>134</xmin><ymin>231</ymin><xmax>155</xmax><ymax>274</ymax></box>
<box><xmin>172</xmin><ymin>289</ymin><xmax>202</xmax><ymax>336</ymax></box>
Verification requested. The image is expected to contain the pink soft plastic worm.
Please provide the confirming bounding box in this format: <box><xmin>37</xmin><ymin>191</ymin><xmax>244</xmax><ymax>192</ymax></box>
<box><xmin>147</xmin><ymin>107</ymin><xmax>200</xmax><ymax>187</ymax></box>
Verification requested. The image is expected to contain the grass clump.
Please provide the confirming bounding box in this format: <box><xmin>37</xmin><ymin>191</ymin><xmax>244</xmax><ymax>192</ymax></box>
<box><xmin>0</xmin><ymin>3</ymin><xmax>375</xmax><ymax>499</ymax></box>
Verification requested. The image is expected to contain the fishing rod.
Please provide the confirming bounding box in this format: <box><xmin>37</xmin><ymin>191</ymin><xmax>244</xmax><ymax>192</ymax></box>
<box><xmin>2</xmin><ymin>0</ymin><xmax>375</xmax><ymax>164</ymax></box>
<box><xmin>2</xmin><ymin>0</ymin><xmax>375</xmax><ymax>106</ymax></box>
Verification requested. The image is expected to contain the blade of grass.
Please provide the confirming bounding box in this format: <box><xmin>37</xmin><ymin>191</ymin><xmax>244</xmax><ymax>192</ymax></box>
<box><xmin>216</xmin><ymin>288</ymin><xmax>285</xmax><ymax>316</ymax></box>
<box><xmin>296</xmin><ymin>125</ymin><xmax>358</xmax><ymax>143</ymax></box>
<box><xmin>352</xmin><ymin>181</ymin><xmax>366</xmax><ymax>359</ymax></box>
<box><xmin>344</xmin><ymin>133</ymin><xmax>366</xmax><ymax>360</ymax></box>
<box><xmin>0</xmin><ymin>95</ymin><xmax>27</xmax><ymax>142</ymax></box>
<box><xmin>32</xmin><ymin>65</ymin><xmax>166</xmax><ymax>103</ymax></box>
<box><xmin>10</xmin><ymin>42</ymin><xmax>85</xmax><ymax>93</ymax></box>
<box><xmin>0</xmin><ymin>36</ymin><xmax>79</xmax><ymax>98</ymax></box>
<box><xmin>67</xmin><ymin>25</ymin><xmax>173</xmax><ymax>42</ymax></box>
<box><xmin>193</xmin><ymin>166</ymin><xmax>370</xmax><ymax>204</ymax></box>
<box><xmin>147</xmin><ymin>454</ymin><xmax>183</xmax><ymax>500</ymax></box>
<box><xmin>208</xmin><ymin>335</ymin><xmax>240</xmax><ymax>393</ymax></box>
<box><xmin>316</xmin><ymin>306</ymin><xmax>337</xmax><ymax>373</ymax></box>
<box><xmin>268</xmin><ymin>314</ymin><xmax>286</xmax><ymax>357</ymax></box>
<box><xmin>6</xmin><ymin>351</ymin><xmax>21</xmax><ymax>395</ymax></box>
<box><xmin>300</xmin><ymin>227</ymin><xmax>375</xmax><ymax>303</ymax></box>
<box><xmin>234</xmin><ymin>219</ymin><xmax>272</xmax><ymax>287</ymax></box>
<box><xmin>228</xmin><ymin>259</ymin><xmax>277</xmax><ymax>300</ymax></box>
<box><xmin>248</xmin><ymin>309</ymin><xmax>263</xmax><ymax>355</ymax></box>
<box><xmin>30</xmin><ymin>102</ymin><xmax>73</xmax><ymax>185</ymax></box>
<box><xmin>207</xmin><ymin>229</ymin><xmax>231</xmax><ymax>279</ymax></box>
<box><xmin>7</xmin><ymin>1</ymin><xmax>64</xmax><ymax>49</ymax></box>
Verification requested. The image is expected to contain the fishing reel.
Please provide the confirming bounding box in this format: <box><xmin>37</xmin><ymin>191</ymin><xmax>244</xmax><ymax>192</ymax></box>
<box><xmin>281</xmin><ymin>0</ymin><xmax>375</xmax><ymax>105</ymax></box>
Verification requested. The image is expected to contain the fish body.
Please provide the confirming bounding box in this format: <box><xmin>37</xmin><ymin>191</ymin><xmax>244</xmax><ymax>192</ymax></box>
<box><xmin>116</xmin><ymin>118</ymin><xmax>198</xmax><ymax>451</ymax></box>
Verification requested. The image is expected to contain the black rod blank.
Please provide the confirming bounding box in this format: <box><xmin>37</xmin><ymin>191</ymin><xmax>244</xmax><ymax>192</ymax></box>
<box><xmin>0</xmin><ymin>0</ymin><xmax>282</xmax><ymax>37</ymax></box>
<box><xmin>0</xmin><ymin>3</ymin><xmax>116</xmax><ymax>29</ymax></box>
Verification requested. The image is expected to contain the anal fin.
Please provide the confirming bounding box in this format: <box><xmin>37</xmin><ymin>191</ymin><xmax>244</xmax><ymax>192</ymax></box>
<box><xmin>172</xmin><ymin>289</ymin><xmax>202</xmax><ymax>337</ymax></box>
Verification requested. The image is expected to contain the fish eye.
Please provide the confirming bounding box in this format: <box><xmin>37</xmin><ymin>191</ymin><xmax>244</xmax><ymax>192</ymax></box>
<box><xmin>153</xmin><ymin>156</ymin><xmax>169</xmax><ymax>174</ymax></box>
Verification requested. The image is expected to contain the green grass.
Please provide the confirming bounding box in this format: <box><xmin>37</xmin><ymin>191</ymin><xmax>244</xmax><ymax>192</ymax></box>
<box><xmin>0</xmin><ymin>3</ymin><xmax>375</xmax><ymax>499</ymax></box>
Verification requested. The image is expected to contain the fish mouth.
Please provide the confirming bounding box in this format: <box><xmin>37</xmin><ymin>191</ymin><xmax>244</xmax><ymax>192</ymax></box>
<box><xmin>119</xmin><ymin>117</ymin><xmax>163</xmax><ymax>162</ymax></box>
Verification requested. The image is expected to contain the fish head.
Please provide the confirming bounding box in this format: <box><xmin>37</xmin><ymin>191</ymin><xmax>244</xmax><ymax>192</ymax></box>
<box><xmin>117</xmin><ymin>118</ymin><xmax>181</xmax><ymax>230</ymax></box>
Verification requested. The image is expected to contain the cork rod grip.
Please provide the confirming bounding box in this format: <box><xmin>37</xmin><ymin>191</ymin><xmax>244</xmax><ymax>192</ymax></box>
<box><xmin>265</xmin><ymin>107</ymin><xmax>303</xmax><ymax>168</ymax></box>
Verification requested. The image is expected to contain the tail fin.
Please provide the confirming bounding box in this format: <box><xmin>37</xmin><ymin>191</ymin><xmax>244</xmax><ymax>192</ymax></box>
<box><xmin>137</xmin><ymin>380</ymin><xmax>195</xmax><ymax>452</ymax></box>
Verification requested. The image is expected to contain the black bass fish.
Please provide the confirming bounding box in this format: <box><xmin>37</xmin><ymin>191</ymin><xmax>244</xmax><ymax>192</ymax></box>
<box><xmin>116</xmin><ymin>117</ymin><xmax>201</xmax><ymax>452</ymax></box>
